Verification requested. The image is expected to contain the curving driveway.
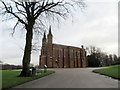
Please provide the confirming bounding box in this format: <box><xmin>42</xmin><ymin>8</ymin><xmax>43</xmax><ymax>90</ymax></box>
<box><xmin>14</xmin><ymin>68</ymin><xmax>118</xmax><ymax>88</ymax></box>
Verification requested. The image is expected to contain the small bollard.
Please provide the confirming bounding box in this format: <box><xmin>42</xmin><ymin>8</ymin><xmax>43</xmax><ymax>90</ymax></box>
<box><xmin>44</xmin><ymin>65</ymin><xmax>47</xmax><ymax>73</ymax></box>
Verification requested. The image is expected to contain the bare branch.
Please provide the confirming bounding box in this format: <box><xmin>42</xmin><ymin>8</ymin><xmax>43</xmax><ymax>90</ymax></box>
<box><xmin>1</xmin><ymin>1</ymin><xmax>27</xmax><ymax>25</ymax></box>
<box><xmin>34</xmin><ymin>1</ymin><xmax>63</xmax><ymax>19</ymax></box>
<box><xmin>12</xmin><ymin>20</ymin><xmax>19</xmax><ymax>36</ymax></box>
<box><xmin>2</xmin><ymin>17</ymin><xmax>15</xmax><ymax>21</ymax></box>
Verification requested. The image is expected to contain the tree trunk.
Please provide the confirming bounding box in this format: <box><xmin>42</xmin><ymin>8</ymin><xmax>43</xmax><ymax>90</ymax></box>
<box><xmin>19</xmin><ymin>24</ymin><xmax>33</xmax><ymax>77</ymax></box>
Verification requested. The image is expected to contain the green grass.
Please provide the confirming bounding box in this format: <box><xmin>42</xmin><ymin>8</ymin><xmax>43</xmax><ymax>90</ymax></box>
<box><xmin>93</xmin><ymin>65</ymin><xmax>120</xmax><ymax>80</ymax></box>
<box><xmin>103</xmin><ymin>64</ymin><xmax>120</xmax><ymax>68</ymax></box>
<box><xmin>2</xmin><ymin>70</ymin><xmax>55</xmax><ymax>89</ymax></box>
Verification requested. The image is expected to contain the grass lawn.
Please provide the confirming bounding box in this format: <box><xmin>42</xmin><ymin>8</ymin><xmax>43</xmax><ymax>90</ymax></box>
<box><xmin>103</xmin><ymin>64</ymin><xmax>120</xmax><ymax>68</ymax></box>
<box><xmin>93</xmin><ymin>65</ymin><xmax>120</xmax><ymax>80</ymax></box>
<box><xmin>2</xmin><ymin>70</ymin><xmax>55</xmax><ymax>89</ymax></box>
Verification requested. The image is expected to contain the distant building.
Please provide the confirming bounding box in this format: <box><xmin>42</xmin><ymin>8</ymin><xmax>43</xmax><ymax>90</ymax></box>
<box><xmin>39</xmin><ymin>26</ymin><xmax>88</xmax><ymax>68</ymax></box>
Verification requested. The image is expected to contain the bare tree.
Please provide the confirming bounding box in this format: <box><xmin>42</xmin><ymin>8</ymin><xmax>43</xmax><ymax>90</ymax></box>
<box><xmin>1</xmin><ymin>0</ymin><xmax>85</xmax><ymax>76</ymax></box>
<box><xmin>108</xmin><ymin>54</ymin><xmax>113</xmax><ymax>65</ymax></box>
<box><xmin>113</xmin><ymin>54</ymin><xmax>118</xmax><ymax>62</ymax></box>
<box><xmin>86</xmin><ymin>45</ymin><xmax>101</xmax><ymax>55</ymax></box>
<box><xmin>86</xmin><ymin>46</ymin><xmax>108</xmax><ymax>67</ymax></box>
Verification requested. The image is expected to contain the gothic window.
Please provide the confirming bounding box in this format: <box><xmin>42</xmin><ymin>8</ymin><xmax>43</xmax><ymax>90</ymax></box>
<box><xmin>58</xmin><ymin>49</ymin><xmax>60</xmax><ymax>58</ymax></box>
<box><xmin>59</xmin><ymin>49</ymin><xmax>60</xmax><ymax>57</ymax></box>
<box><xmin>64</xmin><ymin>49</ymin><xmax>66</xmax><ymax>57</ymax></box>
<box><xmin>69</xmin><ymin>50</ymin><xmax>71</xmax><ymax>59</ymax></box>
<box><xmin>59</xmin><ymin>49</ymin><xmax>62</xmax><ymax>58</ymax></box>
<box><xmin>56</xmin><ymin>48</ymin><xmax>58</xmax><ymax>58</ymax></box>
<box><xmin>71</xmin><ymin>50</ymin><xmax>73</xmax><ymax>58</ymax></box>
<box><xmin>78</xmin><ymin>51</ymin><xmax>80</xmax><ymax>59</ymax></box>
<box><xmin>70</xmin><ymin>49</ymin><xmax>73</xmax><ymax>60</ymax></box>
<box><xmin>63</xmin><ymin>48</ymin><xmax>65</xmax><ymax>57</ymax></box>
<box><xmin>74</xmin><ymin>51</ymin><xmax>76</xmax><ymax>59</ymax></box>
<box><xmin>53</xmin><ymin>48</ymin><xmax>55</xmax><ymax>57</ymax></box>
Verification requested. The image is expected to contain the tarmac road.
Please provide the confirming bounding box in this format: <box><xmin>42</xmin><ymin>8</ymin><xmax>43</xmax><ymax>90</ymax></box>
<box><xmin>14</xmin><ymin>68</ymin><xmax>118</xmax><ymax>88</ymax></box>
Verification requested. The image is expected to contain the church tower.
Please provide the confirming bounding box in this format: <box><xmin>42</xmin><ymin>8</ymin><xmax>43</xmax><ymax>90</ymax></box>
<box><xmin>41</xmin><ymin>32</ymin><xmax>47</xmax><ymax>55</ymax></box>
<box><xmin>39</xmin><ymin>32</ymin><xmax>47</xmax><ymax>67</ymax></box>
<box><xmin>46</xmin><ymin>26</ymin><xmax>53</xmax><ymax>67</ymax></box>
<box><xmin>47</xmin><ymin>26</ymin><xmax>53</xmax><ymax>43</ymax></box>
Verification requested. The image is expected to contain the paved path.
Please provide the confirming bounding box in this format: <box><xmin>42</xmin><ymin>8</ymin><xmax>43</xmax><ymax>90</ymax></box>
<box><xmin>14</xmin><ymin>68</ymin><xmax>118</xmax><ymax>88</ymax></box>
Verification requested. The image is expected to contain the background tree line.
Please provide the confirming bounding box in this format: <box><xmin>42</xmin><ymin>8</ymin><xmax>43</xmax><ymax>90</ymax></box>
<box><xmin>86</xmin><ymin>46</ymin><xmax>120</xmax><ymax>67</ymax></box>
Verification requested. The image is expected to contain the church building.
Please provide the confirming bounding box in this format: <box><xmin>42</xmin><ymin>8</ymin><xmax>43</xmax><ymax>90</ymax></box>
<box><xmin>39</xmin><ymin>26</ymin><xmax>88</xmax><ymax>68</ymax></box>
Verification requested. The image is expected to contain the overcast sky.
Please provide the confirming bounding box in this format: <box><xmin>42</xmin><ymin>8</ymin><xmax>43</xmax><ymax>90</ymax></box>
<box><xmin>0</xmin><ymin>0</ymin><xmax>118</xmax><ymax>65</ymax></box>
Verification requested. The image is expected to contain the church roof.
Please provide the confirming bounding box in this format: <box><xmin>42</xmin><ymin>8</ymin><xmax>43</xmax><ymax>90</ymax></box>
<box><xmin>53</xmin><ymin>43</ymin><xmax>83</xmax><ymax>50</ymax></box>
